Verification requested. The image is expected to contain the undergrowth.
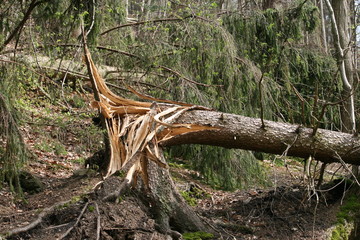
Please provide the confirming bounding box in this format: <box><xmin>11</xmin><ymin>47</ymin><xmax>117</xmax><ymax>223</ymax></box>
<box><xmin>182</xmin><ymin>231</ymin><xmax>214</xmax><ymax>240</ymax></box>
<box><xmin>330</xmin><ymin>194</ymin><xmax>360</xmax><ymax>240</ymax></box>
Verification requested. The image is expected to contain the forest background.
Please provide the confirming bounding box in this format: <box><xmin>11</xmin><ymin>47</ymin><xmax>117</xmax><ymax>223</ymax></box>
<box><xmin>0</xmin><ymin>0</ymin><xmax>360</xmax><ymax>239</ymax></box>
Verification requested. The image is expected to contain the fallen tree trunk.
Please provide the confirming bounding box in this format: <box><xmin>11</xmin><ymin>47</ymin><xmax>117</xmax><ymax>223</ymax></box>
<box><xmin>161</xmin><ymin>111</ymin><xmax>360</xmax><ymax>165</ymax></box>
<box><xmin>79</xmin><ymin>43</ymin><xmax>360</xmax><ymax>238</ymax></box>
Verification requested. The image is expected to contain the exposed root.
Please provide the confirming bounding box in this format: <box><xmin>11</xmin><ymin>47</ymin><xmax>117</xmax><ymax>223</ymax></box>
<box><xmin>102</xmin><ymin>179</ymin><xmax>130</xmax><ymax>202</ymax></box>
<box><xmin>58</xmin><ymin>202</ymin><xmax>89</xmax><ymax>240</ymax></box>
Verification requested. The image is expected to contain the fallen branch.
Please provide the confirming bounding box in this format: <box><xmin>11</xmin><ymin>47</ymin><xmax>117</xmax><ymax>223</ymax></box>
<box><xmin>44</xmin><ymin>223</ymin><xmax>72</xmax><ymax>230</ymax></box>
<box><xmin>57</xmin><ymin>202</ymin><xmax>89</xmax><ymax>240</ymax></box>
<box><xmin>0</xmin><ymin>58</ymin><xmax>59</xmax><ymax>87</ymax></box>
<box><xmin>160</xmin><ymin>110</ymin><xmax>360</xmax><ymax>164</ymax></box>
<box><xmin>335</xmin><ymin>152</ymin><xmax>360</xmax><ymax>187</ymax></box>
<box><xmin>5</xmin><ymin>199</ymin><xmax>72</xmax><ymax>237</ymax></box>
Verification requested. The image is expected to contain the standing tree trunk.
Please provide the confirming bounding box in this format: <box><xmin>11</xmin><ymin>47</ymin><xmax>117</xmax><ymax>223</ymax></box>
<box><xmin>145</xmin><ymin>157</ymin><xmax>211</xmax><ymax>235</ymax></box>
<box><xmin>319</xmin><ymin>0</ymin><xmax>328</xmax><ymax>53</ymax></box>
<box><xmin>327</xmin><ymin>0</ymin><xmax>358</xmax><ymax>175</ymax></box>
<box><xmin>329</xmin><ymin>0</ymin><xmax>356</xmax><ymax>134</ymax></box>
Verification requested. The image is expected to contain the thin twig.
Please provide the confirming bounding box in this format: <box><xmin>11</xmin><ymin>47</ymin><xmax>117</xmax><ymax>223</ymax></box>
<box><xmin>45</xmin><ymin>223</ymin><xmax>72</xmax><ymax>230</ymax></box>
<box><xmin>158</xmin><ymin>65</ymin><xmax>222</xmax><ymax>87</ymax></box>
<box><xmin>258</xmin><ymin>73</ymin><xmax>265</xmax><ymax>129</ymax></box>
<box><xmin>335</xmin><ymin>152</ymin><xmax>360</xmax><ymax>187</ymax></box>
<box><xmin>317</xmin><ymin>177</ymin><xmax>345</xmax><ymax>192</ymax></box>
<box><xmin>95</xmin><ymin>202</ymin><xmax>101</xmax><ymax>240</ymax></box>
<box><xmin>312</xmin><ymin>80</ymin><xmax>359</xmax><ymax>135</ymax></box>
<box><xmin>290</xmin><ymin>83</ymin><xmax>307</xmax><ymax>124</ymax></box>
<box><xmin>282</xmin><ymin>134</ymin><xmax>299</xmax><ymax>157</ymax></box>
<box><xmin>96</xmin><ymin>45</ymin><xmax>140</xmax><ymax>58</ymax></box>
<box><xmin>57</xmin><ymin>202</ymin><xmax>89</xmax><ymax>240</ymax></box>
<box><xmin>311</xmin><ymin>192</ymin><xmax>319</xmax><ymax>239</ymax></box>
<box><xmin>101</xmin><ymin>17</ymin><xmax>192</xmax><ymax>36</ymax></box>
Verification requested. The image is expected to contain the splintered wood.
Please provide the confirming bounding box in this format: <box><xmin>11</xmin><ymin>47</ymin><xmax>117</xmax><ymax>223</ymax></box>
<box><xmin>83</xmin><ymin>46</ymin><xmax>215</xmax><ymax>186</ymax></box>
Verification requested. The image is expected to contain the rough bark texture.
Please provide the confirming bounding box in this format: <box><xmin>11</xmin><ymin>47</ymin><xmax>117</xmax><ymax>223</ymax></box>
<box><xmin>145</xmin><ymin>160</ymin><xmax>211</xmax><ymax>236</ymax></box>
<box><xmin>161</xmin><ymin>110</ymin><xmax>360</xmax><ymax>164</ymax></box>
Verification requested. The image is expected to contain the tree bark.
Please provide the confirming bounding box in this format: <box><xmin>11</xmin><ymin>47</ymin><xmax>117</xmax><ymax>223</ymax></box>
<box><xmin>319</xmin><ymin>0</ymin><xmax>328</xmax><ymax>53</ymax></box>
<box><xmin>328</xmin><ymin>0</ymin><xmax>356</xmax><ymax>134</ymax></box>
<box><xmin>161</xmin><ymin>110</ymin><xmax>360</xmax><ymax>165</ymax></box>
<box><xmin>145</xmin><ymin>159</ymin><xmax>211</xmax><ymax>235</ymax></box>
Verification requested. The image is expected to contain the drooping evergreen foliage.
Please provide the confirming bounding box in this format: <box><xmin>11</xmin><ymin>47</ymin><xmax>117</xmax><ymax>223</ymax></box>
<box><xmin>0</xmin><ymin>67</ymin><xmax>28</xmax><ymax>194</ymax></box>
<box><xmin>130</xmin><ymin>1</ymin><xmax>340</xmax><ymax>189</ymax></box>
<box><xmin>156</xmin><ymin>2</ymin><xmax>340</xmax><ymax>189</ymax></box>
<box><xmin>222</xmin><ymin>3</ymin><xmax>338</xmax><ymax>126</ymax></box>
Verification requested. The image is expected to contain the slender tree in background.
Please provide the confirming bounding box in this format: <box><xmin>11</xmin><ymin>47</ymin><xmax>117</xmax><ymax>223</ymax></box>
<box><xmin>325</xmin><ymin>0</ymin><xmax>356</xmax><ymax>134</ymax></box>
<box><xmin>319</xmin><ymin>0</ymin><xmax>328</xmax><ymax>53</ymax></box>
<box><xmin>325</xmin><ymin>0</ymin><xmax>358</xmax><ymax>176</ymax></box>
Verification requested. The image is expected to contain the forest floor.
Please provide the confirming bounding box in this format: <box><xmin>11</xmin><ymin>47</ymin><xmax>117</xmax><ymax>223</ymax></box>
<box><xmin>0</xmin><ymin>150</ymin><xmax>346</xmax><ymax>239</ymax></box>
<box><xmin>0</xmin><ymin>93</ymin><xmax>350</xmax><ymax>240</ymax></box>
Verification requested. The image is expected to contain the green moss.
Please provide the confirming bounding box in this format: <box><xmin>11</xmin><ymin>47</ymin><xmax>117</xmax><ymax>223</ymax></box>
<box><xmin>182</xmin><ymin>231</ymin><xmax>214</xmax><ymax>240</ymax></box>
<box><xmin>68</xmin><ymin>94</ymin><xmax>86</xmax><ymax>108</ymax></box>
<box><xmin>330</xmin><ymin>222</ymin><xmax>353</xmax><ymax>240</ymax></box>
<box><xmin>337</xmin><ymin>195</ymin><xmax>360</xmax><ymax>223</ymax></box>
<box><xmin>330</xmin><ymin>194</ymin><xmax>360</xmax><ymax>240</ymax></box>
<box><xmin>88</xmin><ymin>205</ymin><xmax>95</xmax><ymax>212</ymax></box>
<box><xmin>115</xmin><ymin>170</ymin><xmax>126</xmax><ymax>178</ymax></box>
<box><xmin>58</xmin><ymin>202</ymin><xmax>69</xmax><ymax>209</ymax></box>
<box><xmin>168</xmin><ymin>162</ymin><xmax>191</xmax><ymax>169</ymax></box>
<box><xmin>71</xmin><ymin>195</ymin><xmax>82</xmax><ymax>204</ymax></box>
<box><xmin>53</xmin><ymin>142</ymin><xmax>67</xmax><ymax>156</ymax></box>
<box><xmin>72</xmin><ymin>157</ymin><xmax>85</xmax><ymax>164</ymax></box>
<box><xmin>181</xmin><ymin>186</ymin><xmax>210</xmax><ymax>206</ymax></box>
<box><xmin>34</xmin><ymin>140</ymin><xmax>67</xmax><ymax>156</ymax></box>
<box><xmin>181</xmin><ymin>191</ymin><xmax>197</xmax><ymax>206</ymax></box>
